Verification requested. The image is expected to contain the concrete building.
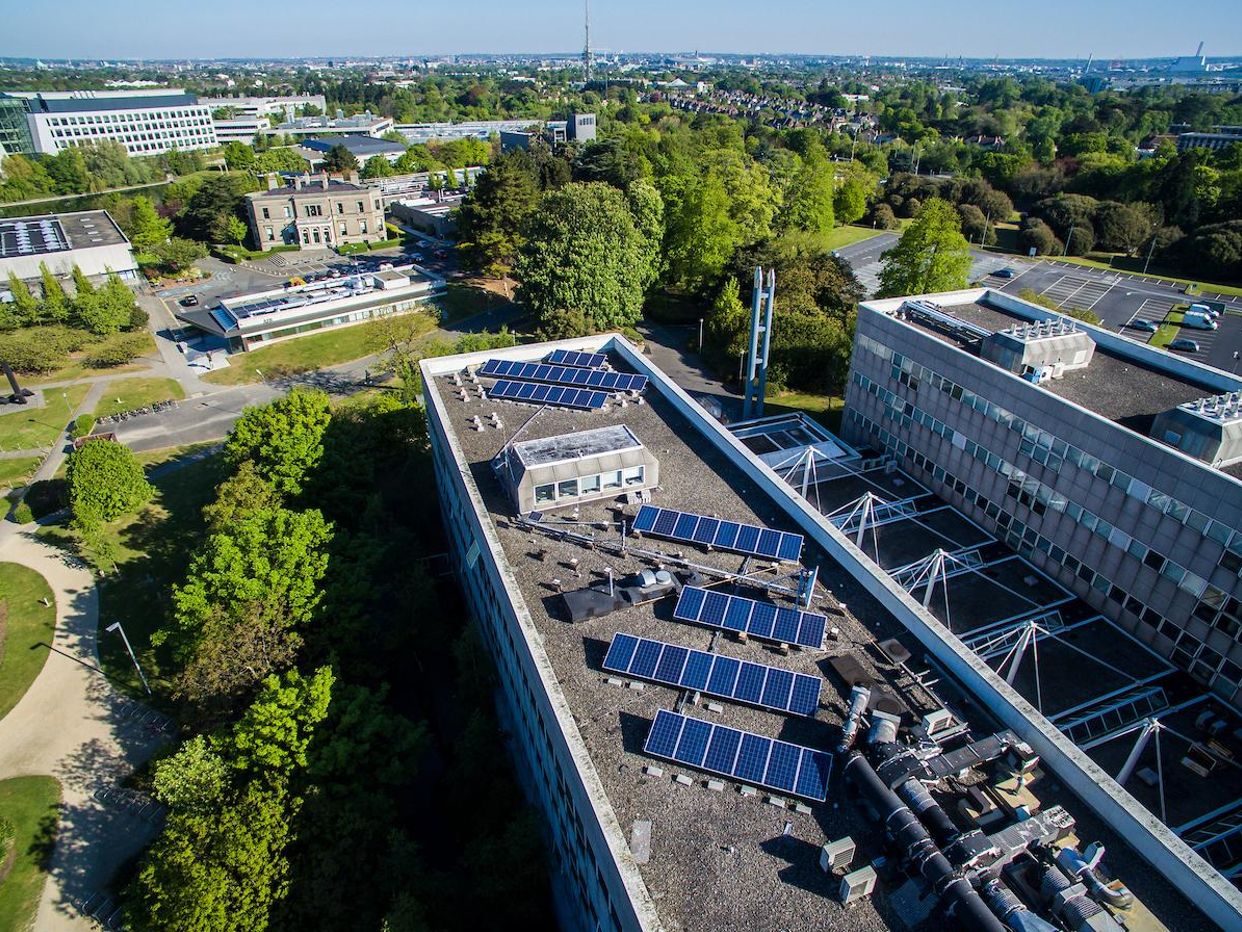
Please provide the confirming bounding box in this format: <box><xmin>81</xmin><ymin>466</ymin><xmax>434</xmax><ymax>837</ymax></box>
<box><xmin>395</xmin><ymin>118</ymin><xmax>556</xmax><ymax>145</ymax></box>
<box><xmin>841</xmin><ymin>289</ymin><xmax>1242</xmax><ymax>711</ymax></box>
<box><xmin>174</xmin><ymin>262</ymin><xmax>443</xmax><ymax>352</ymax></box>
<box><xmin>211</xmin><ymin>116</ymin><xmax>271</xmax><ymax>146</ymax></box>
<box><xmin>388</xmin><ymin>196</ymin><xmax>461</xmax><ymax>238</ymax></box>
<box><xmin>200</xmin><ymin>94</ymin><xmax>327</xmax><ymax>121</ymax></box>
<box><xmin>421</xmin><ymin>335</ymin><xmax>1242</xmax><ymax>932</ymax></box>
<box><xmin>499</xmin><ymin>113</ymin><xmax>595</xmax><ymax>152</ymax></box>
<box><xmin>245</xmin><ymin>172</ymin><xmax>386</xmax><ymax>250</ymax></box>
<box><xmin>1</xmin><ymin>89</ymin><xmax>216</xmax><ymax>156</ymax></box>
<box><xmin>1178</xmin><ymin>127</ymin><xmax>1242</xmax><ymax>152</ymax></box>
<box><xmin>297</xmin><ymin>135</ymin><xmax>406</xmax><ymax>168</ymax></box>
<box><xmin>271</xmin><ymin>110</ymin><xmax>393</xmax><ymax>139</ymax></box>
<box><xmin>0</xmin><ymin>210</ymin><xmax>137</xmax><ymax>281</ymax></box>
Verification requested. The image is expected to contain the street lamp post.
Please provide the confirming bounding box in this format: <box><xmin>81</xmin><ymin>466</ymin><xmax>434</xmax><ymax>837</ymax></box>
<box><xmin>106</xmin><ymin>621</ymin><xmax>152</xmax><ymax>696</ymax></box>
<box><xmin>698</xmin><ymin>317</ymin><xmax>704</xmax><ymax>352</ymax></box>
<box><xmin>1143</xmin><ymin>232</ymin><xmax>1159</xmax><ymax>275</ymax></box>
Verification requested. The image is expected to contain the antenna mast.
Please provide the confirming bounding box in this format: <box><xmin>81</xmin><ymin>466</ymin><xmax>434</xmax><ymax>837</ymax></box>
<box><xmin>583</xmin><ymin>0</ymin><xmax>593</xmax><ymax>83</ymax></box>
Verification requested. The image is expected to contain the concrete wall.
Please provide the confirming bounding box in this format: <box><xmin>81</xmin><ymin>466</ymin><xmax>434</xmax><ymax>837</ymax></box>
<box><xmin>422</xmin><ymin>338</ymin><xmax>665</xmax><ymax>932</ymax></box>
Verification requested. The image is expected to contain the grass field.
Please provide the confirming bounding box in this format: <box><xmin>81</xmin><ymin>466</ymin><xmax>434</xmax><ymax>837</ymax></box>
<box><xmin>763</xmin><ymin>391</ymin><xmax>846</xmax><ymax>432</ymax></box>
<box><xmin>91</xmin><ymin>378</ymin><xmax>186</xmax><ymax>420</ymax></box>
<box><xmin>202</xmin><ymin>312</ymin><xmax>439</xmax><ymax>386</ymax></box>
<box><xmin>0</xmin><ymin>384</ymin><xmax>90</xmax><ymax>454</ymax></box>
<box><xmin>1150</xmin><ymin>307</ymin><xmax>1187</xmax><ymax>350</ymax></box>
<box><xmin>821</xmin><ymin>225</ymin><xmax>887</xmax><ymax>251</ymax></box>
<box><xmin>0</xmin><ymin>776</ymin><xmax>61</xmax><ymax>932</ymax></box>
<box><xmin>0</xmin><ymin>458</ymin><xmax>41</xmax><ymax>491</ymax></box>
<box><xmin>0</xmin><ymin>564</ymin><xmax>56</xmax><ymax>723</ymax></box>
<box><xmin>26</xmin><ymin>331</ymin><xmax>157</xmax><ymax>386</ymax></box>
<box><xmin>38</xmin><ymin>452</ymin><xmax>224</xmax><ymax>703</ymax></box>
<box><xmin>432</xmin><ymin>282</ymin><xmax>510</xmax><ymax>325</ymax></box>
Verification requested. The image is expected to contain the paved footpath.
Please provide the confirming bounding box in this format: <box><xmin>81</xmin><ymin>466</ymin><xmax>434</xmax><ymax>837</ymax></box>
<box><xmin>0</xmin><ymin>528</ymin><xmax>170</xmax><ymax>931</ymax></box>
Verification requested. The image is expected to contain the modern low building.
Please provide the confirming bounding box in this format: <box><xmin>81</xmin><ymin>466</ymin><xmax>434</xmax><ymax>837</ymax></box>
<box><xmin>211</xmin><ymin>116</ymin><xmax>271</xmax><ymax>146</ymax></box>
<box><xmin>297</xmin><ymin>135</ymin><xmax>406</xmax><ymax>168</ymax></box>
<box><xmin>245</xmin><ymin>172</ymin><xmax>386</xmax><ymax>250</ymax></box>
<box><xmin>1178</xmin><ymin>128</ymin><xmax>1242</xmax><ymax>152</ymax></box>
<box><xmin>200</xmin><ymin>94</ymin><xmax>327</xmax><ymax>121</ymax></box>
<box><xmin>271</xmin><ymin>110</ymin><xmax>394</xmax><ymax>139</ymax></box>
<box><xmin>174</xmin><ymin>263</ymin><xmax>443</xmax><ymax>352</ymax></box>
<box><xmin>388</xmin><ymin>196</ymin><xmax>461</xmax><ymax>238</ymax></box>
<box><xmin>499</xmin><ymin>113</ymin><xmax>595</xmax><ymax>152</ymax></box>
<box><xmin>395</xmin><ymin>118</ymin><xmax>560</xmax><ymax>145</ymax></box>
<box><xmin>841</xmin><ymin>289</ymin><xmax>1242</xmax><ymax>710</ymax></box>
<box><xmin>0</xmin><ymin>94</ymin><xmax>35</xmax><ymax>156</ymax></box>
<box><xmin>0</xmin><ymin>210</ymin><xmax>137</xmax><ymax>281</ymax></box>
<box><xmin>1</xmin><ymin>89</ymin><xmax>216</xmax><ymax>156</ymax></box>
<box><xmin>421</xmin><ymin>335</ymin><xmax>1242</xmax><ymax>932</ymax></box>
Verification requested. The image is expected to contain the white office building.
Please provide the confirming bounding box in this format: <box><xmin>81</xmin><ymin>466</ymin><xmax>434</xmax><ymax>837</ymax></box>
<box><xmin>199</xmin><ymin>94</ymin><xmax>327</xmax><ymax>121</ymax></box>
<box><xmin>6</xmin><ymin>89</ymin><xmax>217</xmax><ymax>156</ymax></box>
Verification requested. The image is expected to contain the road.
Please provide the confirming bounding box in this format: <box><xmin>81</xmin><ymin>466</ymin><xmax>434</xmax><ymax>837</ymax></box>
<box><xmin>835</xmin><ymin>233</ymin><xmax>1024</xmax><ymax>296</ymax></box>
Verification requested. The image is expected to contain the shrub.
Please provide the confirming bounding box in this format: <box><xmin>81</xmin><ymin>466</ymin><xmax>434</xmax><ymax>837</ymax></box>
<box><xmin>871</xmin><ymin>204</ymin><xmax>900</xmax><ymax>230</ymax></box>
<box><xmin>128</xmin><ymin>305</ymin><xmax>150</xmax><ymax>332</ymax></box>
<box><xmin>84</xmin><ymin>333</ymin><xmax>151</xmax><ymax>368</ymax></box>
<box><xmin>1020</xmin><ymin>217</ymin><xmax>1062</xmax><ymax>256</ymax></box>
<box><xmin>0</xmin><ymin>329</ymin><xmax>67</xmax><ymax>373</ymax></box>
<box><xmin>66</xmin><ymin>439</ymin><xmax>153</xmax><ymax>528</ymax></box>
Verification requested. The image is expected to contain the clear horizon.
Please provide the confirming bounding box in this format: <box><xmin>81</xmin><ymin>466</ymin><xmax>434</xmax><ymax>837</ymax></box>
<box><xmin>3</xmin><ymin>0</ymin><xmax>1240</xmax><ymax>63</ymax></box>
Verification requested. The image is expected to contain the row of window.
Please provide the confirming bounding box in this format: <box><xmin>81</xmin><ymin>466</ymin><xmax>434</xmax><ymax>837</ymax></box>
<box><xmin>45</xmin><ymin>109</ymin><xmax>209</xmax><ymax>126</ymax></box>
<box><xmin>858</xmin><ymin>333</ymin><xmax>1242</xmax><ymax>554</ymax></box>
<box><xmin>53</xmin><ymin>126</ymin><xmax>211</xmax><ymax>142</ymax></box>
<box><xmin>533</xmin><ymin>466</ymin><xmax>646</xmax><ymax>505</ymax></box>
<box><xmin>849</xmin><ymin>407</ymin><xmax>1242</xmax><ymax>703</ymax></box>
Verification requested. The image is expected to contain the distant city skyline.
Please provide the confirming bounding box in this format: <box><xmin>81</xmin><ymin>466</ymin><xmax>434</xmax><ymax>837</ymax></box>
<box><xmin>3</xmin><ymin>0</ymin><xmax>1241</xmax><ymax>63</ymax></box>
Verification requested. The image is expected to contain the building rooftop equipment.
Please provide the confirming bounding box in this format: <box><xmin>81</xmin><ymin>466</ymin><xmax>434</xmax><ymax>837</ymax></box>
<box><xmin>1152</xmin><ymin>392</ymin><xmax>1242</xmax><ymax>468</ymax></box>
<box><xmin>0</xmin><ymin>211</ymin><xmax>126</xmax><ymax>258</ymax></box>
<box><xmin>299</xmin><ymin>135</ymin><xmax>407</xmax><ymax>158</ymax></box>
<box><xmin>421</xmin><ymin>337</ymin><xmax>1231</xmax><ymax>932</ymax></box>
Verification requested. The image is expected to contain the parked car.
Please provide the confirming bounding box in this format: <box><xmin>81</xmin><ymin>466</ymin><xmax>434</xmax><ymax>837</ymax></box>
<box><xmin>994</xmin><ymin>268</ymin><xmax>1016</xmax><ymax>279</ymax></box>
<box><xmin>1169</xmin><ymin>338</ymin><xmax>1200</xmax><ymax>352</ymax></box>
<box><xmin>1129</xmin><ymin>319</ymin><xmax>1158</xmax><ymax>333</ymax></box>
<box><xmin>433</xmin><ymin>249</ymin><xmax>449</xmax><ymax>260</ymax></box>
<box><xmin>178</xmin><ymin>294</ymin><xmax>199</xmax><ymax>307</ymax></box>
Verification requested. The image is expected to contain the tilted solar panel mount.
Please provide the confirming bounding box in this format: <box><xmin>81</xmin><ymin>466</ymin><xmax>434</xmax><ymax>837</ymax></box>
<box><xmin>487</xmin><ymin>379</ymin><xmax>608</xmax><ymax>410</ymax></box>
<box><xmin>545</xmin><ymin>349</ymin><xmax>608</xmax><ymax>369</ymax></box>
<box><xmin>478</xmin><ymin>358</ymin><xmax>648</xmax><ymax>393</ymax></box>
<box><xmin>603</xmin><ymin>632</ymin><xmax>821</xmax><ymax>716</ymax></box>
<box><xmin>631</xmin><ymin>505</ymin><xmax>803</xmax><ymax>562</ymax></box>
<box><xmin>673</xmin><ymin>586</ymin><xmax>827</xmax><ymax>650</ymax></box>
<box><xmin>644</xmin><ymin>709</ymin><xmax>833</xmax><ymax>801</ymax></box>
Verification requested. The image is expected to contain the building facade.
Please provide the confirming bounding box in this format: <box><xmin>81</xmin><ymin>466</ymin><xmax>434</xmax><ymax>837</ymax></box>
<box><xmin>3</xmin><ymin>89</ymin><xmax>216</xmax><ymax>156</ymax></box>
<box><xmin>211</xmin><ymin>117</ymin><xmax>270</xmax><ymax>146</ymax></box>
<box><xmin>0</xmin><ymin>210</ymin><xmax>138</xmax><ymax>281</ymax></box>
<box><xmin>200</xmin><ymin>94</ymin><xmax>327</xmax><ymax>120</ymax></box>
<box><xmin>245</xmin><ymin>173</ymin><xmax>386</xmax><ymax>250</ymax></box>
<box><xmin>842</xmin><ymin>289</ymin><xmax>1242</xmax><ymax>709</ymax></box>
<box><xmin>0</xmin><ymin>94</ymin><xmax>36</xmax><ymax>156</ymax></box>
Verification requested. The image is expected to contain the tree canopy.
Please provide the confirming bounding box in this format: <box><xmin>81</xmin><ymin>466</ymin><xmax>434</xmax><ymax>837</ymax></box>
<box><xmin>877</xmin><ymin>198</ymin><xmax>973</xmax><ymax>297</ymax></box>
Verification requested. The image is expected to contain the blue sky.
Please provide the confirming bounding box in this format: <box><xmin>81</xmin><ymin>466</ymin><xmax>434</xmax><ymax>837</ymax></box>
<box><xmin>3</xmin><ymin>0</ymin><xmax>1239</xmax><ymax>60</ymax></box>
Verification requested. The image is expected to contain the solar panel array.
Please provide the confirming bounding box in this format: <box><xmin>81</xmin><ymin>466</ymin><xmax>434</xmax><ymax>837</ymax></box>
<box><xmin>644</xmin><ymin>709</ymin><xmax>832</xmax><ymax>801</ymax></box>
<box><xmin>545</xmin><ymin>349</ymin><xmax>607</xmax><ymax>369</ymax></box>
<box><xmin>631</xmin><ymin>505</ymin><xmax>804</xmax><ymax>562</ymax></box>
<box><xmin>478</xmin><ymin>358</ymin><xmax>648</xmax><ymax>393</ymax></box>
<box><xmin>0</xmin><ymin>219</ymin><xmax>69</xmax><ymax>259</ymax></box>
<box><xmin>673</xmin><ymin>586</ymin><xmax>827</xmax><ymax>650</ymax></box>
<box><xmin>603</xmin><ymin>632</ymin><xmax>821</xmax><ymax>716</ymax></box>
<box><xmin>488</xmin><ymin>379</ymin><xmax>608</xmax><ymax>410</ymax></box>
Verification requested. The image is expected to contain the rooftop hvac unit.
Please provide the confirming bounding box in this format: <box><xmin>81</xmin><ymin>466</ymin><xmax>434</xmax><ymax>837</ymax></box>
<box><xmin>922</xmin><ymin>709</ymin><xmax>955</xmax><ymax>736</ymax></box>
<box><xmin>820</xmin><ymin>837</ymin><xmax>856</xmax><ymax>873</ymax></box>
<box><xmin>837</xmin><ymin>865</ymin><xmax>877</xmax><ymax>904</ymax></box>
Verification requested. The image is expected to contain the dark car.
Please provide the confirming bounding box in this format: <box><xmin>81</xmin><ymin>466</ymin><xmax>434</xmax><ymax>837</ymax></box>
<box><xmin>1169</xmin><ymin>338</ymin><xmax>1200</xmax><ymax>352</ymax></box>
<box><xmin>178</xmin><ymin>294</ymin><xmax>199</xmax><ymax>307</ymax></box>
<box><xmin>993</xmin><ymin>268</ymin><xmax>1016</xmax><ymax>279</ymax></box>
<box><xmin>1129</xmin><ymin>319</ymin><xmax>1158</xmax><ymax>333</ymax></box>
<box><xmin>433</xmin><ymin>249</ymin><xmax>449</xmax><ymax>260</ymax></box>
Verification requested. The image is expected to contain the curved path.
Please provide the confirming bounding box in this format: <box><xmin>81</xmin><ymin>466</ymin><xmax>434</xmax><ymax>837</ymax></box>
<box><xmin>0</xmin><ymin>527</ymin><xmax>169</xmax><ymax>931</ymax></box>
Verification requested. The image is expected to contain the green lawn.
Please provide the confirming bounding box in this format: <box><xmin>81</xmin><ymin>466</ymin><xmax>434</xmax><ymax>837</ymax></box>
<box><xmin>820</xmin><ymin>225</ymin><xmax>888</xmax><ymax>251</ymax></box>
<box><xmin>25</xmin><ymin>331</ymin><xmax>157</xmax><ymax>385</ymax></box>
<box><xmin>432</xmin><ymin>282</ymin><xmax>513</xmax><ymax>326</ymax></box>
<box><xmin>202</xmin><ymin>312</ymin><xmax>438</xmax><ymax>386</ymax></box>
<box><xmin>0</xmin><ymin>564</ymin><xmax>57</xmax><ymax>723</ymax></box>
<box><xmin>0</xmin><ymin>384</ymin><xmax>90</xmax><ymax>453</ymax></box>
<box><xmin>1051</xmin><ymin>255</ymin><xmax>1242</xmax><ymax>298</ymax></box>
<box><xmin>0</xmin><ymin>776</ymin><xmax>61</xmax><ymax>932</ymax></box>
<box><xmin>91</xmin><ymin>377</ymin><xmax>186</xmax><ymax>420</ymax></box>
<box><xmin>38</xmin><ymin>453</ymin><xmax>224</xmax><ymax>703</ymax></box>
<box><xmin>762</xmin><ymin>391</ymin><xmax>846</xmax><ymax>432</ymax></box>
<box><xmin>0</xmin><ymin>458</ymin><xmax>40</xmax><ymax>492</ymax></box>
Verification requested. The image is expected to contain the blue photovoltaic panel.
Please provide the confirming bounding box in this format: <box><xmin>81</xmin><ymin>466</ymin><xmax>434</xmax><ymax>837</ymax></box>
<box><xmin>602</xmin><ymin>632</ymin><xmax>820</xmax><ymax>716</ymax></box>
<box><xmin>487</xmin><ymin>379</ymin><xmax>608</xmax><ymax>410</ymax></box>
<box><xmin>643</xmin><ymin>710</ymin><xmax>831</xmax><ymax>801</ymax></box>
<box><xmin>673</xmin><ymin>586</ymin><xmax>827</xmax><ymax>650</ymax></box>
<box><xmin>477</xmin><ymin>358</ymin><xmax>648</xmax><ymax>393</ymax></box>
<box><xmin>545</xmin><ymin>349</ymin><xmax>608</xmax><ymax>369</ymax></box>
<box><xmin>631</xmin><ymin>505</ymin><xmax>803</xmax><ymax>563</ymax></box>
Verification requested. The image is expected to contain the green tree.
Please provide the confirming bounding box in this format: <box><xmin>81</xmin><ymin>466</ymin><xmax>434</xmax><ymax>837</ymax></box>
<box><xmin>76</xmin><ymin>272</ymin><xmax>134</xmax><ymax>336</ymax></box>
<box><xmin>155</xmin><ymin>237</ymin><xmax>208</xmax><ymax>274</ymax></box>
<box><xmin>877</xmin><ymin>198</ymin><xmax>973</xmax><ymax>298</ymax></box>
<box><xmin>778</xmin><ymin>155</ymin><xmax>835</xmax><ymax>236</ymax></box>
<box><xmin>38</xmin><ymin>263</ymin><xmax>69</xmax><ymax>323</ymax></box>
<box><xmin>323</xmin><ymin>144</ymin><xmax>359</xmax><ymax>174</ymax></box>
<box><xmin>361</xmin><ymin>155</ymin><xmax>395</xmax><ymax>179</ymax></box>
<box><xmin>703</xmin><ymin>277</ymin><xmax>749</xmax><ymax>365</ymax></box>
<box><xmin>128</xmin><ymin>196</ymin><xmax>174</xmax><ymax>253</ymax></box>
<box><xmin>225</xmin><ymin>388</ymin><xmax>333</xmax><ymax>496</ymax></box>
<box><xmin>65</xmin><ymin>439</ymin><xmax>153</xmax><ymax>529</ymax></box>
<box><xmin>227</xmin><ymin>666</ymin><xmax>335</xmax><ymax>776</ymax></box>
<box><xmin>624</xmin><ymin>179</ymin><xmax>664</xmax><ymax>291</ymax></box>
<box><xmin>202</xmin><ymin>460</ymin><xmax>281</xmax><ymax>534</ymax></box>
<box><xmin>834</xmin><ymin>176</ymin><xmax>869</xmax><ymax>225</ymax></box>
<box><xmin>130</xmin><ymin>781</ymin><xmax>297</xmax><ymax>932</ymax></box>
<box><xmin>514</xmin><ymin>182</ymin><xmax>648</xmax><ymax>337</ymax></box>
<box><xmin>663</xmin><ymin>171</ymin><xmax>738</xmax><ymax>295</ymax></box>
<box><xmin>152</xmin><ymin>735</ymin><xmax>230</xmax><ymax>815</ymax></box>
<box><xmin>454</xmin><ymin>152</ymin><xmax>540</xmax><ymax>277</ymax></box>
<box><xmin>5</xmin><ymin>272</ymin><xmax>40</xmax><ymax>327</ymax></box>
<box><xmin>223</xmin><ymin>215</ymin><xmax>249</xmax><ymax>247</ymax></box>
<box><xmin>180</xmin><ymin>174</ymin><xmax>254</xmax><ymax>243</ymax></box>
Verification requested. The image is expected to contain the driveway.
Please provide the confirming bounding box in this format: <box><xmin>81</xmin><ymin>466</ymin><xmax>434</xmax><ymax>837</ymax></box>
<box><xmin>0</xmin><ymin>530</ymin><xmax>170</xmax><ymax>931</ymax></box>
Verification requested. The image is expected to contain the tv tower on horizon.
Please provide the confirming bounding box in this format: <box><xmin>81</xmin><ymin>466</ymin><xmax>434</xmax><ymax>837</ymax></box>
<box><xmin>583</xmin><ymin>0</ymin><xmax>594</xmax><ymax>83</ymax></box>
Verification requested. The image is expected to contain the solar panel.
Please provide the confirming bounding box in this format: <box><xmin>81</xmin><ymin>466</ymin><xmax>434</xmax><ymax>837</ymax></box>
<box><xmin>631</xmin><ymin>505</ymin><xmax>804</xmax><ymax>562</ymax></box>
<box><xmin>603</xmin><ymin>632</ymin><xmax>821</xmax><ymax>716</ymax></box>
<box><xmin>477</xmin><ymin>358</ymin><xmax>648</xmax><ymax>393</ymax></box>
<box><xmin>545</xmin><ymin>349</ymin><xmax>607</xmax><ymax>369</ymax></box>
<box><xmin>673</xmin><ymin>586</ymin><xmax>826</xmax><ymax>650</ymax></box>
<box><xmin>487</xmin><ymin>379</ymin><xmax>608</xmax><ymax>410</ymax></box>
<box><xmin>643</xmin><ymin>709</ymin><xmax>833</xmax><ymax>801</ymax></box>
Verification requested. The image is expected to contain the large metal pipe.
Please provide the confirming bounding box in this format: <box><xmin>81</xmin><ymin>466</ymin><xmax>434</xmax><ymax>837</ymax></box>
<box><xmin>845</xmin><ymin>752</ymin><xmax>1006</xmax><ymax>932</ymax></box>
<box><xmin>982</xmin><ymin>875</ymin><xmax>1059</xmax><ymax>932</ymax></box>
<box><xmin>835</xmin><ymin>685</ymin><xmax>871</xmax><ymax>754</ymax></box>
